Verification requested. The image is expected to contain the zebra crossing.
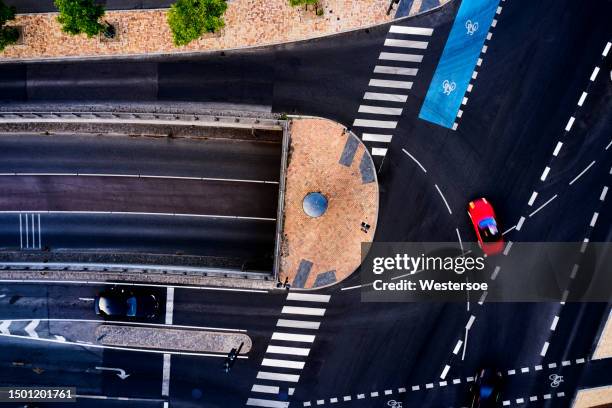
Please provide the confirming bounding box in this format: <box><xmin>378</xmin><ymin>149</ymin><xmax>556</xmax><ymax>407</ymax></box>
<box><xmin>19</xmin><ymin>213</ymin><xmax>42</xmax><ymax>250</ymax></box>
<box><xmin>353</xmin><ymin>24</ymin><xmax>434</xmax><ymax>160</ymax></box>
<box><xmin>246</xmin><ymin>292</ymin><xmax>331</xmax><ymax>408</ymax></box>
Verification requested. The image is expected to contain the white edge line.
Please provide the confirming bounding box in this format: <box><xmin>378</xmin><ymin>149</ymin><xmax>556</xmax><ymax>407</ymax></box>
<box><xmin>434</xmin><ymin>184</ymin><xmax>453</xmax><ymax>215</ymax></box>
<box><xmin>402</xmin><ymin>148</ymin><xmax>427</xmax><ymax>173</ymax></box>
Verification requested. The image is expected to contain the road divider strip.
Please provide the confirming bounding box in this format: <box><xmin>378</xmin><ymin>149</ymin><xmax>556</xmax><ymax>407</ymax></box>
<box><xmin>0</xmin><ymin>210</ymin><xmax>275</xmax><ymax>222</ymax></box>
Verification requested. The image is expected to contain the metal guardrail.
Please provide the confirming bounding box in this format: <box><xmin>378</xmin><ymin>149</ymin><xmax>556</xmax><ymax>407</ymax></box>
<box><xmin>272</xmin><ymin>120</ymin><xmax>291</xmax><ymax>284</ymax></box>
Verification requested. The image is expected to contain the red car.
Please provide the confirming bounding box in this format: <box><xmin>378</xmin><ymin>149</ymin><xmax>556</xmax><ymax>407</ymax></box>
<box><xmin>468</xmin><ymin>198</ymin><xmax>504</xmax><ymax>255</ymax></box>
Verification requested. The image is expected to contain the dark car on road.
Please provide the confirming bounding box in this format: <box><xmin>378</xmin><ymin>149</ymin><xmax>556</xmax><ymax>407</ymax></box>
<box><xmin>94</xmin><ymin>287</ymin><xmax>159</xmax><ymax>320</ymax></box>
<box><xmin>468</xmin><ymin>368</ymin><xmax>504</xmax><ymax>408</ymax></box>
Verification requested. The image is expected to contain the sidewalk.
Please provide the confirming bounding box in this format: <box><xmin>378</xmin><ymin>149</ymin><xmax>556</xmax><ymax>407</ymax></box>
<box><xmin>1</xmin><ymin>0</ymin><xmax>393</xmax><ymax>60</ymax></box>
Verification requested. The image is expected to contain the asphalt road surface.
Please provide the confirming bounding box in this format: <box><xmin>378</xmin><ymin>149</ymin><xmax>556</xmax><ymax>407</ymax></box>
<box><xmin>5</xmin><ymin>0</ymin><xmax>175</xmax><ymax>13</ymax></box>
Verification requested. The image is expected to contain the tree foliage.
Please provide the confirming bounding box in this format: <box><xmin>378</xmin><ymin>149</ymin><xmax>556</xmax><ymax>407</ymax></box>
<box><xmin>54</xmin><ymin>0</ymin><xmax>105</xmax><ymax>37</ymax></box>
<box><xmin>167</xmin><ymin>0</ymin><xmax>227</xmax><ymax>47</ymax></box>
<box><xmin>288</xmin><ymin>0</ymin><xmax>318</xmax><ymax>6</ymax></box>
<box><xmin>0</xmin><ymin>0</ymin><xmax>19</xmax><ymax>51</ymax></box>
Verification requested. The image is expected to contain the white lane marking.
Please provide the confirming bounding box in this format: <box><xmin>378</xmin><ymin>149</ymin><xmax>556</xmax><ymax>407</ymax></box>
<box><xmin>25</xmin><ymin>213</ymin><xmax>29</xmax><ymax>248</ymax></box>
<box><xmin>502</xmin><ymin>225</ymin><xmax>516</xmax><ymax>236</ymax></box>
<box><xmin>388</xmin><ymin>25</ymin><xmax>434</xmax><ymax>36</ymax></box>
<box><xmin>576</xmin><ymin>358</ymin><xmax>586</xmax><ymax>364</ymax></box>
<box><xmin>434</xmin><ymin>184</ymin><xmax>452</xmax><ymax>214</ymax></box>
<box><xmin>18</xmin><ymin>214</ymin><xmax>22</xmax><ymax>249</ymax></box>
<box><xmin>552</xmin><ymin>141</ymin><xmax>563</xmax><ymax>156</ymax></box>
<box><xmin>453</xmin><ymin>378</ymin><xmax>461</xmax><ymax>384</ymax></box>
<box><xmin>570</xmin><ymin>264</ymin><xmax>580</xmax><ymax>279</ymax></box>
<box><xmin>76</xmin><ymin>395</ymin><xmax>165</xmax><ymax>402</ymax></box>
<box><xmin>0</xmin><ymin>210</ymin><xmax>275</xmax><ymax>222</ymax></box>
<box><xmin>372</xmin><ymin>147</ymin><xmax>388</xmax><ymax>156</ymax></box>
<box><xmin>161</xmin><ymin>353</ymin><xmax>171</xmax><ymax>397</ymax></box>
<box><xmin>569</xmin><ymin>160</ymin><xmax>596</xmax><ymax>185</ymax></box>
<box><xmin>362</xmin><ymin>133</ymin><xmax>393</xmax><ymax>143</ymax></box>
<box><xmin>363</xmin><ymin>92</ymin><xmax>408</xmax><ymax>102</ymax></box>
<box><xmin>465</xmin><ymin>315</ymin><xmax>476</xmax><ymax>330</ymax></box>
<box><xmin>456</xmin><ymin>228</ymin><xmax>464</xmax><ymax>252</ymax></box>
<box><xmin>549</xmin><ymin>362</ymin><xmax>557</xmax><ymax>369</ymax></box>
<box><xmin>551</xmin><ymin>316</ymin><xmax>559</xmax><ymax>331</ymax></box>
<box><xmin>601</xmin><ymin>186</ymin><xmax>609</xmax><ymax>201</ymax></box>
<box><xmin>378</xmin><ymin>52</ymin><xmax>424</xmax><ymax>63</ymax></box>
<box><xmin>271</xmin><ymin>332</ymin><xmax>315</xmax><ymax>343</ymax></box>
<box><xmin>246</xmin><ymin>398</ymin><xmax>289</xmax><ymax>408</ymax></box>
<box><xmin>0</xmin><ymin>279</ymin><xmax>266</xmax><ymax>294</ymax></box>
<box><xmin>251</xmin><ymin>384</ymin><xmax>280</xmax><ymax>394</ymax></box>
<box><xmin>37</xmin><ymin>214</ymin><xmax>41</xmax><ymax>249</ymax></box>
<box><xmin>577</xmin><ymin>92</ymin><xmax>588</xmax><ymax>106</ymax></box>
<box><xmin>256</xmin><ymin>371</ymin><xmax>300</xmax><ymax>383</ymax></box>
<box><xmin>606</xmin><ymin>139</ymin><xmax>612</xmax><ymax>150</ymax></box>
<box><xmin>261</xmin><ymin>358</ymin><xmax>305</xmax><ymax>370</ymax></box>
<box><xmin>515</xmin><ymin>216</ymin><xmax>526</xmax><ymax>231</ymax></box>
<box><xmin>281</xmin><ymin>306</ymin><xmax>326</xmax><ymax>316</ymax></box>
<box><xmin>590</xmin><ymin>212</ymin><xmax>599</xmax><ymax>227</ymax></box>
<box><xmin>276</xmin><ymin>319</ymin><xmax>320</xmax><ymax>330</ymax></box>
<box><xmin>373</xmin><ymin>66</ymin><xmax>418</xmax><ymax>76</ymax></box>
<box><xmin>31</xmin><ymin>214</ymin><xmax>35</xmax><ymax>249</ymax></box>
<box><xmin>565</xmin><ymin>117</ymin><xmax>575</xmax><ymax>132</ymax></box>
<box><xmin>529</xmin><ymin>194</ymin><xmax>558</xmax><ymax>217</ymax></box>
<box><xmin>25</xmin><ymin>319</ymin><xmax>40</xmax><ymax>338</ymax></box>
<box><xmin>535</xmin><ymin>365</ymin><xmax>543</xmax><ymax>371</ymax></box>
<box><xmin>352</xmin><ymin>119</ymin><xmax>398</xmax><ymax>129</ymax></box>
<box><xmin>507</xmin><ymin>370</ymin><xmax>516</xmax><ymax>375</ymax></box>
<box><xmin>478</xmin><ymin>291</ymin><xmax>488</xmax><ymax>305</ymax></box>
<box><xmin>0</xmin><ymin>332</ymin><xmax>241</xmax><ymax>358</ymax></box>
<box><xmin>78</xmin><ymin>297</ymin><xmax>94</xmax><ymax>301</ymax></box>
<box><xmin>452</xmin><ymin>340</ymin><xmax>463</xmax><ymax>355</ymax></box>
<box><xmin>266</xmin><ymin>345</ymin><xmax>310</xmax><ymax>356</ymax></box>
<box><xmin>540</xmin><ymin>341</ymin><xmax>550</xmax><ymax>357</ymax></box>
<box><xmin>384</xmin><ymin>39</ymin><xmax>429</xmax><ymax>49</ymax></box>
<box><xmin>503</xmin><ymin>241</ymin><xmax>513</xmax><ymax>256</ymax></box>
<box><xmin>286</xmin><ymin>293</ymin><xmax>330</xmax><ymax>303</ymax></box>
<box><xmin>425</xmin><ymin>383</ymin><xmax>434</xmax><ymax>389</ymax></box>
<box><xmin>368</xmin><ymin>79</ymin><xmax>414</xmax><ymax>90</ymax></box>
<box><xmin>527</xmin><ymin>191</ymin><xmax>538</xmax><ymax>206</ymax></box>
<box><xmin>604</xmin><ymin>42</ymin><xmax>612</xmax><ymax>56</ymax></box>
<box><xmin>358</xmin><ymin>105</ymin><xmax>403</xmax><ymax>116</ymax></box>
<box><xmin>0</xmin><ymin>321</ymin><xmax>11</xmax><ymax>335</ymax></box>
<box><xmin>440</xmin><ymin>365</ymin><xmax>450</xmax><ymax>380</ymax></box>
<box><xmin>490</xmin><ymin>266</ymin><xmax>501</xmax><ymax>280</ymax></box>
<box><xmin>590</xmin><ymin>66</ymin><xmax>600</xmax><ymax>81</ymax></box>
<box><xmin>540</xmin><ymin>166</ymin><xmax>551</xmax><ymax>181</ymax></box>
<box><xmin>5</xmin><ymin>172</ymin><xmax>280</xmax><ymax>185</ymax></box>
<box><xmin>0</xmin><ymin>318</ymin><xmax>245</xmax><ymax>332</ymax></box>
<box><xmin>402</xmin><ymin>149</ymin><xmax>427</xmax><ymax>173</ymax></box>
<box><xmin>165</xmin><ymin>287</ymin><xmax>174</xmax><ymax>325</ymax></box>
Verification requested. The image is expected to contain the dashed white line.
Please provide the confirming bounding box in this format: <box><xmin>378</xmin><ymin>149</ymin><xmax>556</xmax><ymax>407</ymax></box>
<box><xmin>540</xmin><ymin>166</ymin><xmax>551</xmax><ymax>181</ymax></box>
<box><xmin>490</xmin><ymin>266</ymin><xmax>501</xmax><ymax>281</ymax></box>
<box><xmin>601</xmin><ymin>186</ymin><xmax>609</xmax><ymax>201</ymax></box>
<box><xmin>372</xmin><ymin>147</ymin><xmax>388</xmax><ymax>156</ymax></box>
<box><xmin>527</xmin><ymin>191</ymin><xmax>538</xmax><ymax>206</ymax></box>
<box><xmin>603</xmin><ymin>42</ymin><xmax>611</xmax><ymax>56</ymax></box>
<box><xmin>161</xmin><ymin>354</ymin><xmax>171</xmax><ymax>397</ymax></box>
<box><xmin>590</xmin><ymin>66</ymin><xmax>600</xmax><ymax>81</ymax></box>
<box><xmin>552</xmin><ymin>141</ymin><xmax>563</xmax><ymax>156</ymax></box>
<box><xmin>452</xmin><ymin>340</ymin><xmax>463</xmax><ymax>355</ymax></box>
<box><xmin>569</xmin><ymin>160</ymin><xmax>596</xmax><ymax>185</ymax></box>
<box><xmin>515</xmin><ymin>216</ymin><xmax>526</xmax><ymax>231</ymax></box>
<box><xmin>465</xmin><ymin>315</ymin><xmax>476</xmax><ymax>330</ymax></box>
<box><xmin>589</xmin><ymin>212</ymin><xmax>599</xmax><ymax>227</ymax></box>
<box><xmin>440</xmin><ymin>365</ymin><xmax>450</xmax><ymax>380</ymax></box>
<box><xmin>434</xmin><ymin>184</ymin><xmax>452</xmax><ymax>215</ymax></box>
<box><xmin>551</xmin><ymin>316</ymin><xmax>560</xmax><ymax>331</ymax></box>
<box><xmin>402</xmin><ymin>149</ymin><xmax>427</xmax><ymax>173</ymax></box>
<box><xmin>577</xmin><ymin>92</ymin><xmax>588</xmax><ymax>107</ymax></box>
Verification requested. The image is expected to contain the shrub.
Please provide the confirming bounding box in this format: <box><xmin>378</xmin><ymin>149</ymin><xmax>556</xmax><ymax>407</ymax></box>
<box><xmin>289</xmin><ymin>0</ymin><xmax>318</xmax><ymax>6</ymax></box>
<box><xmin>54</xmin><ymin>0</ymin><xmax>105</xmax><ymax>37</ymax></box>
<box><xmin>0</xmin><ymin>0</ymin><xmax>19</xmax><ymax>51</ymax></box>
<box><xmin>167</xmin><ymin>0</ymin><xmax>227</xmax><ymax>47</ymax></box>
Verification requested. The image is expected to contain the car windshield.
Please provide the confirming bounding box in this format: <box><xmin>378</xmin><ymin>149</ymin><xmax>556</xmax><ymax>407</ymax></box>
<box><xmin>126</xmin><ymin>296</ymin><xmax>138</xmax><ymax>317</ymax></box>
<box><xmin>99</xmin><ymin>297</ymin><xmax>127</xmax><ymax>315</ymax></box>
<box><xmin>478</xmin><ymin>217</ymin><xmax>501</xmax><ymax>242</ymax></box>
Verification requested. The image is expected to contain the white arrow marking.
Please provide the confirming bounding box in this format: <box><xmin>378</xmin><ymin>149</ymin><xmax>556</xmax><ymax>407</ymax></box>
<box><xmin>96</xmin><ymin>366</ymin><xmax>130</xmax><ymax>380</ymax></box>
<box><xmin>0</xmin><ymin>321</ymin><xmax>11</xmax><ymax>335</ymax></box>
<box><xmin>25</xmin><ymin>320</ymin><xmax>39</xmax><ymax>338</ymax></box>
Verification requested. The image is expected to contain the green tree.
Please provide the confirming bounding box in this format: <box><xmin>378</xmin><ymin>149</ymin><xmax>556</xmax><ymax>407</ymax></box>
<box><xmin>54</xmin><ymin>0</ymin><xmax>104</xmax><ymax>37</ymax></box>
<box><xmin>167</xmin><ymin>0</ymin><xmax>227</xmax><ymax>47</ymax></box>
<box><xmin>288</xmin><ymin>0</ymin><xmax>317</xmax><ymax>6</ymax></box>
<box><xmin>0</xmin><ymin>0</ymin><xmax>19</xmax><ymax>51</ymax></box>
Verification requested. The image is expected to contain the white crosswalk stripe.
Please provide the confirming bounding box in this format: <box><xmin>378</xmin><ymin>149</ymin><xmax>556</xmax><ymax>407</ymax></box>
<box><xmin>372</xmin><ymin>148</ymin><xmax>388</xmax><ymax>156</ymax></box>
<box><xmin>384</xmin><ymin>39</ymin><xmax>429</xmax><ymax>49</ymax></box>
<box><xmin>379</xmin><ymin>52</ymin><xmax>423</xmax><ymax>62</ymax></box>
<box><xmin>358</xmin><ymin>105</ymin><xmax>403</xmax><ymax>116</ymax></box>
<box><xmin>374</xmin><ymin>65</ymin><xmax>418</xmax><ymax>76</ymax></box>
<box><xmin>251</xmin><ymin>384</ymin><xmax>280</xmax><ymax>394</ymax></box>
<box><xmin>262</xmin><ymin>358</ymin><xmax>305</xmax><ymax>370</ymax></box>
<box><xmin>246</xmin><ymin>398</ymin><xmax>289</xmax><ymax>407</ymax></box>
<box><xmin>266</xmin><ymin>345</ymin><xmax>311</xmax><ymax>356</ymax></box>
<box><xmin>369</xmin><ymin>79</ymin><xmax>413</xmax><ymax>89</ymax></box>
<box><xmin>286</xmin><ymin>293</ymin><xmax>330</xmax><ymax>303</ymax></box>
<box><xmin>353</xmin><ymin>119</ymin><xmax>397</xmax><ymax>129</ymax></box>
<box><xmin>272</xmin><ymin>332</ymin><xmax>315</xmax><ymax>343</ymax></box>
<box><xmin>362</xmin><ymin>133</ymin><xmax>393</xmax><ymax>143</ymax></box>
<box><xmin>257</xmin><ymin>371</ymin><xmax>300</xmax><ymax>383</ymax></box>
<box><xmin>389</xmin><ymin>25</ymin><xmax>434</xmax><ymax>36</ymax></box>
<box><xmin>363</xmin><ymin>92</ymin><xmax>408</xmax><ymax>103</ymax></box>
<box><xmin>276</xmin><ymin>319</ymin><xmax>320</xmax><ymax>330</ymax></box>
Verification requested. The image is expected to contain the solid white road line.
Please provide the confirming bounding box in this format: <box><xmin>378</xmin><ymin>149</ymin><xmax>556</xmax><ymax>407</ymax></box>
<box><xmin>389</xmin><ymin>25</ymin><xmax>433</xmax><ymax>35</ymax></box>
<box><xmin>402</xmin><ymin>149</ymin><xmax>427</xmax><ymax>173</ymax></box>
<box><xmin>569</xmin><ymin>161</ymin><xmax>596</xmax><ymax>185</ymax></box>
<box><xmin>161</xmin><ymin>354</ymin><xmax>171</xmax><ymax>397</ymax></box>
<box><xmin>271</xmin><ymin>332</ymin><xmax>315</xmax><ymax>343</ymax></box>
<box><xmin>358</xmin><ymin>105</ymin><xmax>403</xmax><ymax>116</ymax></box>
<box><xmin>362</xmin><ymin>133</ymin><xmax>393</xmax><ymax>143</ymax></box>
<box><xmin>76</xmin><ymin>395</ymin><xmax>165</xmax><ymax>402</ymax></box>
<box><xmin>165</xmin><ymin>287</ymin><xmax>174</xmax><ymax>325</ymax></box>
<box><xmin>373</xmin><ymin>66</ymin><xmax>418</xmax><ymax>76</ymax></box>
<box><xmin>379</xmin><ymin>52</ymin><xmax>423</xmax><ymax>62</ymax></box>
<box><xmin>434</xmin><ymin>184</ymin><xmax>452</xmax><ymax>214</ymax></box>
<box><xmin>286</xmin><ymin>293</ymin><xmax>330</xmax><ymax>303</ymax></box>
<box><xmin>251</xmin><ymin>384</ymin><xmax>280</xmax><ymax>394</ymax></box>
<box><xmin>502</xmin><ymin>225</ymin><xmax>515</xmax><ymax>235</ymax></box>
<box><xmin>0</xmin><ymin>210</ymin><xmax>275</xmax><ymax>222</ymax></box>
<box><xmin>363</xmin><ymin>92</ymin><xmax>408</xmax><ymax>102</ymax></box>
<box><xmin>352</xmin><ymin>119</ymin><xmax>397</xmax><ymax>129</ymax></box>
<box><xmin>281</xmin><ymin>306</ymin><xmax>326</xmax><ymax>316</ymax></box>
<box><xmin>384</xmin><ymin>39</ymin><xmax>429</xmax><ymax>49</ymax></box>
<box><xmin>368</xmin><ymin>79</ymin><xmax>413</xmax><ymax>89</ymax></box>
<box><xmin>261</xmin><ymin>358</ymin><xmax>305</xmax><ymax>370</ymax></box>
<box><xmin>276</xmin><ymin>319</ymin><xmax>320</xmax><ymax>330</ymax></box>
<box><xmin>246</xmin><ymin>398</ymin><xmax>289</xmax><ymax>408</ymax></box>
<box><xmin>18</xmin><ymin>214</ymin><xmax>22</xmax><ymax>249</ymax></box>
<box><xmin>529</xmin><ymin>194</ymin><xmax>557</xmax><ymax>217</ymax></box>
<box><xmin>372</xmin><ymin>147</ymin><xmax>388</xmax><ymax>156</ymax></box>
<box><xmin>257</xmin><ymin>371</ymin><xmax>300</xmax><ymax>383</ymax></box>
<box><xmin>266</xmin><ymin>345</ymin><xmax>310</xmax><ymax>356</ymax></box>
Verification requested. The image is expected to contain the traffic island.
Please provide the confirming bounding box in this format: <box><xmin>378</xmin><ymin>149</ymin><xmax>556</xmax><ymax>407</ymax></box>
<box><xmin>279</xmin><ymin>118</ymin><xmax>379</xmax><ymax>289</ymax></box>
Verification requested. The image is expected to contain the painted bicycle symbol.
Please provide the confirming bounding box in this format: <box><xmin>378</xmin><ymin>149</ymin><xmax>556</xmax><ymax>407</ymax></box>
<box><xmin>387</xmin><ymin>400</ymin><xmax>403</xmax><ymax>408</ymax></box>
<box><xmin>442</xmin><ymin>80</ymin><xmax>457</xmax><ymax>95</ymax></box>
<box><xmin>549</xmin><ymin>374</ymin><xmax>564</xmax><ymax>388</ymax></box>
<box><xmin>465</xmin><ymin>19</ymin><xmax>479</xmax><ymax>35</ymax></box>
